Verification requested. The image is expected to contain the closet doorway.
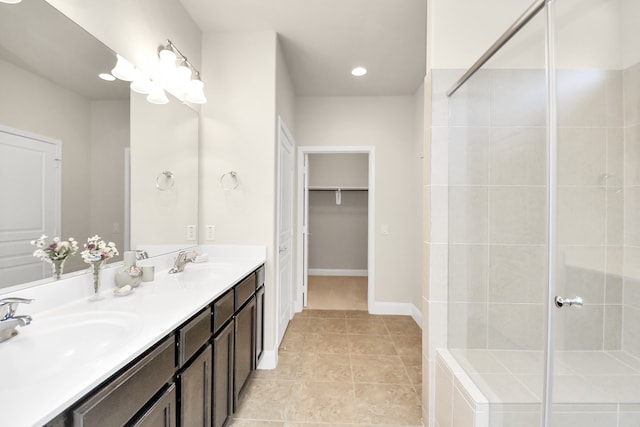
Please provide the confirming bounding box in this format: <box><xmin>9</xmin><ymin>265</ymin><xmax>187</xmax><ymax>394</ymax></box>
<box><xmin>296</xmin><ymin>146</ymin><xmax>375</xmax><ymax>313</ymax></box>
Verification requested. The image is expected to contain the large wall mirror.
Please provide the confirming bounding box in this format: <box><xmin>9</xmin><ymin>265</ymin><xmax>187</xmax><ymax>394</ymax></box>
<box><xmin>0</xmin><ymin>0</ymin><xmax>198</xmax><ymax>291</ymax></box>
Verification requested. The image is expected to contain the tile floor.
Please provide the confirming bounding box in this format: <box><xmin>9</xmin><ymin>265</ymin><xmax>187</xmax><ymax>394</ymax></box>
<box><xmin>230</xmin><ymin>309</ymin><xmax>423</xmax><ymax>426</ymax></box>
<box><xmin>306</xmin><ymin>276</ymin><xmax>368</xmax><ymax>311</ymax></box>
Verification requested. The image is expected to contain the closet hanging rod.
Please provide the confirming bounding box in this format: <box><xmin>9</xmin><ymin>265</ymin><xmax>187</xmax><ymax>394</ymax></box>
<box><xmin>308</xmin><ymin>186</ymin><xmax>368</xmax><ymax>191</ymax></box>
<box><xmin>446</xmin><ymin>0</ymin><xmax>546</xmax><ymax>97</ymax></box>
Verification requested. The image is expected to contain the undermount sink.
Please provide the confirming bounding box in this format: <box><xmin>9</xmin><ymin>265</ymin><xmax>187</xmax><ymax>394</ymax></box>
<box><xmin>1</xmin><ymin>311</ymin><xmax>140</xmax><ymax>380</ymax></box>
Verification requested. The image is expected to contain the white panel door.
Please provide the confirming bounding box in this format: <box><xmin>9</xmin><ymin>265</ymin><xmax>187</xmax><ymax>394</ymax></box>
<box><xmin>0</xmin><ymin>127</ymin><xmax>60</xmax><ymax>287</ymax></box>
<box><xmin>277</xmin><ymin>118</ymin><xmax>295</xmax><ymax>346</ymax></box>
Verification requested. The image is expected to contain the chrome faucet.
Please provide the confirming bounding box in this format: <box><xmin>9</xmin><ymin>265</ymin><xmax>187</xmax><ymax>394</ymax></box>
<box><xmin>169</xmin><ymin>250</ymin><xmax>197</xmax><ymax>274</ymax></box>
<box><xmin>0</xmin><ymin>297</ymin><xmax>33</xmax><ymax>343</ymax></box>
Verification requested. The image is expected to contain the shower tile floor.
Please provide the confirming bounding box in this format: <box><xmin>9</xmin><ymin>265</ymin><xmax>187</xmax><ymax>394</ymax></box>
<box><xmin>229</xmin><ymin>309</ymin><xmax>423</xmax><ymax>426</ymax></box>
<box><xmin>450</xmin><ymin>348</ymin><xmax>640</xmax><ymax>404</ymax></box>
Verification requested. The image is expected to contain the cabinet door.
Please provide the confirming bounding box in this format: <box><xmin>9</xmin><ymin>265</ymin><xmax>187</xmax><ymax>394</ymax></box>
<box><xmin>132</xmin><ymin>384</ymin><xmax>177</xmax><ymax>427</ymax></box>
<box><xmin>234</xmin><ymin>296</ymin><xmax>256</xmax><ymax>409</ymax></box>
<box><xmin>179</xmin><ymin>344</ymin><xmax>212</xmax><ymax>427</ymax></box>
<box><xmin>213</xmin><ymin>320</ymin><xmax>234</xmax><ymax>427</ymax></box>
<box><xmin>255</xmin><ymin>285</ymin><xmax>265</xmax><ymax>367</ymax></box>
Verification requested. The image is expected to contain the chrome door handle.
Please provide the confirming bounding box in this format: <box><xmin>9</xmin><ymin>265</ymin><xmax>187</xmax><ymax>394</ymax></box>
<box><xmin>555</xmin><ymin>296</ymin><xmax>583</xmax><ymax>308</ymax></box>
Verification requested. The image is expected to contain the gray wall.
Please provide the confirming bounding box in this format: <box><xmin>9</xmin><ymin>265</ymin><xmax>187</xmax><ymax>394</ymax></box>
<box><xmin>308</xmin><ymin>153</ymin><xmax>368</xmax><ymax>273</ymax></box>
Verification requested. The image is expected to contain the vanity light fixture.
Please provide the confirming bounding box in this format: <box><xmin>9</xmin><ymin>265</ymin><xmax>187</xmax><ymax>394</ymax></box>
<box><xmin>351</xmin><ymin>66</ymin><xmax>368</xmax><ymax>77</ymax></box>
<box><xmin>107</xmin><ymin>40</ymin><xmax>206</xmax><ymax>105</ymax></box>
<box><xmin>0</xmin><ymin>0</ymin><xmax>23</xmax><ymax>4</ymax></box>
<box><xmin>153</xmin><ymin>39</ymin><xmax>207</xmax><ymax>104</ymax></box>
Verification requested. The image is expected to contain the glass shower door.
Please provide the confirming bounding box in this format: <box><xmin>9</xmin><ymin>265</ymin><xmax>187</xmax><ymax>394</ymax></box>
<box><xmin>551</xmin><ymin>0</ymin><xmax>640</xmax><ymax>425</ymax></box>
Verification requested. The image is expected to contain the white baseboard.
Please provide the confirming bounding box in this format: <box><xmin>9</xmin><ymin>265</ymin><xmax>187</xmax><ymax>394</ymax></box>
<box><xmin>257</xmin><ymin>349</ymin><xmax>277</xmax><ymax>370</ymax></box>
<box><xmin>308</xmin><ymin>268</ymin><xmax>368</xmax><ymax>277</ymax></box>
<box><xmin>370</xmin><ymin>302</ymin><xmax>422</xmax><ymax>329</ymax></box>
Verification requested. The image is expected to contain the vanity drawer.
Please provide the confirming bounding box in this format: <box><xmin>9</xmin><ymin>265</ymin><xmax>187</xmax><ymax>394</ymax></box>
<box><xmin>235</xmin><ymin>273</ymin><xmax>256</xmax><ymax>308</ymax></box>
<box><xmin>73</xmin><ymin>336</ymin><xmax>176</xmax><ymax>427</ymax></box>
<box><xmin>178</xmin><ymin>307</ymin><xmax>212</xmax><ymax>367</ymax></box>
<box><xmin>213</xmin><ymin>288</ymin><xmax>235</xmax><ymax>333</ymax></box>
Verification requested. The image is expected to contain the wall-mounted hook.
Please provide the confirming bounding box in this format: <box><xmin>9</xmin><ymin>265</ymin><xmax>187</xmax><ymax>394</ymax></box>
<box><xmin>155</xmin><ymin>171</ymin><xmax>174</xmax><ymax>191</ymax></box>
<box><xmin>220</xmin><ymin>171</ymin><xmax>239</xmax><ymax>190</ymax></box>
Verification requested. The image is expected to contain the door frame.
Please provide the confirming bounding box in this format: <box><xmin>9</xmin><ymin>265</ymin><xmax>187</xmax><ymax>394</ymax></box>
<box><xmin>295</xmin><ymin>146</ymin><xmax>376</xmax><ymax>312</ymax></box>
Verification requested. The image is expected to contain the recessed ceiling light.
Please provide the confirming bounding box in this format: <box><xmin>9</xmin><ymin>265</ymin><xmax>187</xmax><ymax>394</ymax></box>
<box><xmin>99</xmin><ymin>73</ymin><xmax>116</xmax><ymax>81</ymax></box>
<box><xmin>351</xmin><ymin>67</ymin><xmax>367</xmax><ymax>77</ymax></box>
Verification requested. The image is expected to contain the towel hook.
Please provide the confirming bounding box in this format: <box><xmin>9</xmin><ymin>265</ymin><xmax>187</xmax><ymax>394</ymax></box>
<box><xmin>155</xmin><ymin>171</ymin><xmax>175</xmax><ymax>191</ymax></box>
<box><xmin>220</xmin><ymin>171</ymin><xmax>239</xmax><ymax>190</ymax></box>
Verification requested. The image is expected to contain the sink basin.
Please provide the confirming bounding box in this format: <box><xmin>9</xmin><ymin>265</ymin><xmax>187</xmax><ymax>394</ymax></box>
<box><xmin>0</xmin><ymin>311</ymin><xmax>140</xmax><ymax>380</ymax></box>
<box><xmin>173</xmin><ymin>261</ymin><xmax>239</xmax><ymax>282</ymax></box>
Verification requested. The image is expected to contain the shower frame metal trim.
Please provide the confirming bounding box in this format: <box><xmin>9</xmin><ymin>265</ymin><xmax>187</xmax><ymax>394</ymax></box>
<box><xmin>445</xmin><ymin>0</ymin><xmax>547</xmax><ymax>97</ymax></box>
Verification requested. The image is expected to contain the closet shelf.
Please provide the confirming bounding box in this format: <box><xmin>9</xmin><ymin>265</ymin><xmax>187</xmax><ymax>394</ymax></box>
<box><xmin>308</xmin><ymin>186</ymin><xmax>368</xmax><ymax>191</ymax></box>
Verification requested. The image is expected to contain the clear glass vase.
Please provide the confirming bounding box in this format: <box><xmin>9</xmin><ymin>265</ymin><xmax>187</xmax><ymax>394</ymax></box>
<box><xmin>50</xmin><ymin>258</ymin><xmax>66</xmax><ymax>280</ymax></box>
<box><xmin>88</xmin><ymin>260</ymin><xmax>105</xmax><ymax>301</ymax></box>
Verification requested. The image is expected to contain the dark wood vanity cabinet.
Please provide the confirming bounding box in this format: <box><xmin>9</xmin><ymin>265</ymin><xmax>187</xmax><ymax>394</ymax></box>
<box><xmin>47</xmin><ymin>264</ymin><xmax>264</xmax><ymax>427</ymax></box>
<box><xmin>255</xmin><ymin>267</ymin><xmax>265</xmax><ymax>367</ymax></box>
<box><xmin>178</xmin><ymin>345</ymin><xmax>212</xmax><ymax>427</ymax></box>
<box><xmin>212</xmin><ymin>319</ymin><xmax>234</xmax><ymax>427</ymax></box>
<box><xmin>234</xmin><ymin>295</ymin><xmax>256</xmax><ymax>408</ymax></box>
<box><xmin>177</xmin><ymin>307</ymin><xmax>213</xmax><ymax>427</ymax></box>
<box><xmin>131</xmin><ymin>384</ymin><xmax>177</xmax><ymax>427</ymax></box>
<box><xmin>71</xmin><ymin>337</ymin><xmax>176</xmax><ymax>427</ymax></box>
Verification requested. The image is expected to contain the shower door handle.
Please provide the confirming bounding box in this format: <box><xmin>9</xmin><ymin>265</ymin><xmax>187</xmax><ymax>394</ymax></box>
<box><xmin>554</xmin><ymin>296</ymin><xmax>583</xmax><ymax>308</ymax></box>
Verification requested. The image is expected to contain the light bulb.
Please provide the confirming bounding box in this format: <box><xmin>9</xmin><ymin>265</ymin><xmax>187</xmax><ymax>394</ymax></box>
<box><xmin>111</xmin><ymin>54</ymin><xmax>136</xmax><ymax>81</ymax></box>
<box><xmin>351</xmin><ymin>66</ymin><xmax>367</xmax><ymax>77</ymax></box>
<box><xmin>154</xmin><ymin>48</ymin><xmax>177</xmax><ymax>85</ymax></box>
<box><xmin>146</xmin><ymin>82</ymin><xmax>169</xmax><ymax>105</ymax></box>
<box><xmin>185</xmin><ymin>79</ymin><xmax>207</xmax><ymax>104</ymax></box>
<box><xmin>130</xmin><ymin>70</ymin><xmax>152</xmax><ymax>94</ymax></box>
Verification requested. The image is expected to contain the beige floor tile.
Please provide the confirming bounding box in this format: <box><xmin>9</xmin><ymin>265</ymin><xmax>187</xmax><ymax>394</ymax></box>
<box><xmin>310</xmin><ymin>317</ymin><xmax>348</xmax><ymax>334</ymax></box>
<box><xmin>254</xmin><ymin>352</ymin><xmax>301</xmax><ymax>380</ymax></box>
<box><xmin>286</xmin><ymin>381</ymin><xmax>361</xmax><ymax>424</ymax></box>
<box><xmin>306</xmin><ymin>309</ymin><xmax>349</xmax><ymax>318</ymax></box>
<box><xmin>346</xmin><ymin>318</ymin><xmax>389</xmax><ymax>335</ymax></box>
<box><xmin>391</xmin><ymin>334</ymin><xmax>422</xmax><ymax>357</ymax></box>
<box><xmin>234</xmin><ymin>379</ymin><xmax>295</xmax><ymax>420</ymax></box>
<box><xmin>237</xmin><ymin>311</ymin><xmax>423</xmax><ymax>426</ymax></box>
<box><xmin>303</xmin><ymin>333</ymin><xmax>350</xmax><ymax>354</ymax></box>
<box><xmin>385</xmin><ymin>317</ymin><xmax>422</xmax><ymax>336</ymax></box>
<box><xmin>348</xmin><ymin>334</ymin><xmax>398</xmax><ymax>355</ymax></box>
<box><xmin>356</xmin><ymin>400</ymin><xmax>424</xmax><ymax>426</ymax></box>
<box><xmin>307</xmin><ymin>275</ymin><xmax>368</xmax><ymax>311</ymax></box>
<box><xmin>298</xmin><ymin>353</ymin><xmax>353</xmax><ymax>382</ymax></box>
<box><xmin>229</xmin><ymin>421</ymin><xmax>285</xmax><ymax>427</ymax></box>
<box><xmin>287</xmin><ymin>316</ymin><xmax>311</xmax><ymax>333</ymax></box>
<box><xmin>351</xmin><ymin>354</ymin><xmax>411</xmax><ymax>384</ymax></box>
<box><xmin>354</xmin><ymin>383</ymin><xmax>421</xmax><ymax>406</ymax></box>
<box><xmin>279</xmin><ymin>331</ymin><xmax>305</xmax><ymax>353</ymax></box>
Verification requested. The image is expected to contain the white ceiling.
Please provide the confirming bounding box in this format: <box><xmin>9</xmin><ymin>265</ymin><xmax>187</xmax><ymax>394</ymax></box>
<box><xmin>179</xmin><ymin>0</ymin><xmax>427</xmax><ymax>96</ymax></box>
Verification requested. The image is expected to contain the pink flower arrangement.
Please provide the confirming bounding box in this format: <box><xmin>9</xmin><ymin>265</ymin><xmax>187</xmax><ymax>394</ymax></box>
<box><xmin>80</xmin><ymin>235</ymin><xmax>119</xmax><ymax>263</ymax></box>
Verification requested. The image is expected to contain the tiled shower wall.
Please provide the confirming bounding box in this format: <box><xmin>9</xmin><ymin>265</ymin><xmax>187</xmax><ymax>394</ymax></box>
<box><xmin>432</xmin><ymin>65</ymin><xmax>640</xmax><ymax>353</ymax></box>
<box><xmin>623</xmin><ymin>62</ymin><xmax>640</xmax><ymax>359</ymax></box>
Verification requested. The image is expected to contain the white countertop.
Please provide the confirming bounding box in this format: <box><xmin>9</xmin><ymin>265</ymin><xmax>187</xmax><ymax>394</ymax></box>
<box><xmin>0</xmin><ymin>245</ymin><xmax>266</xmax><ymax>427</ymax></box>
